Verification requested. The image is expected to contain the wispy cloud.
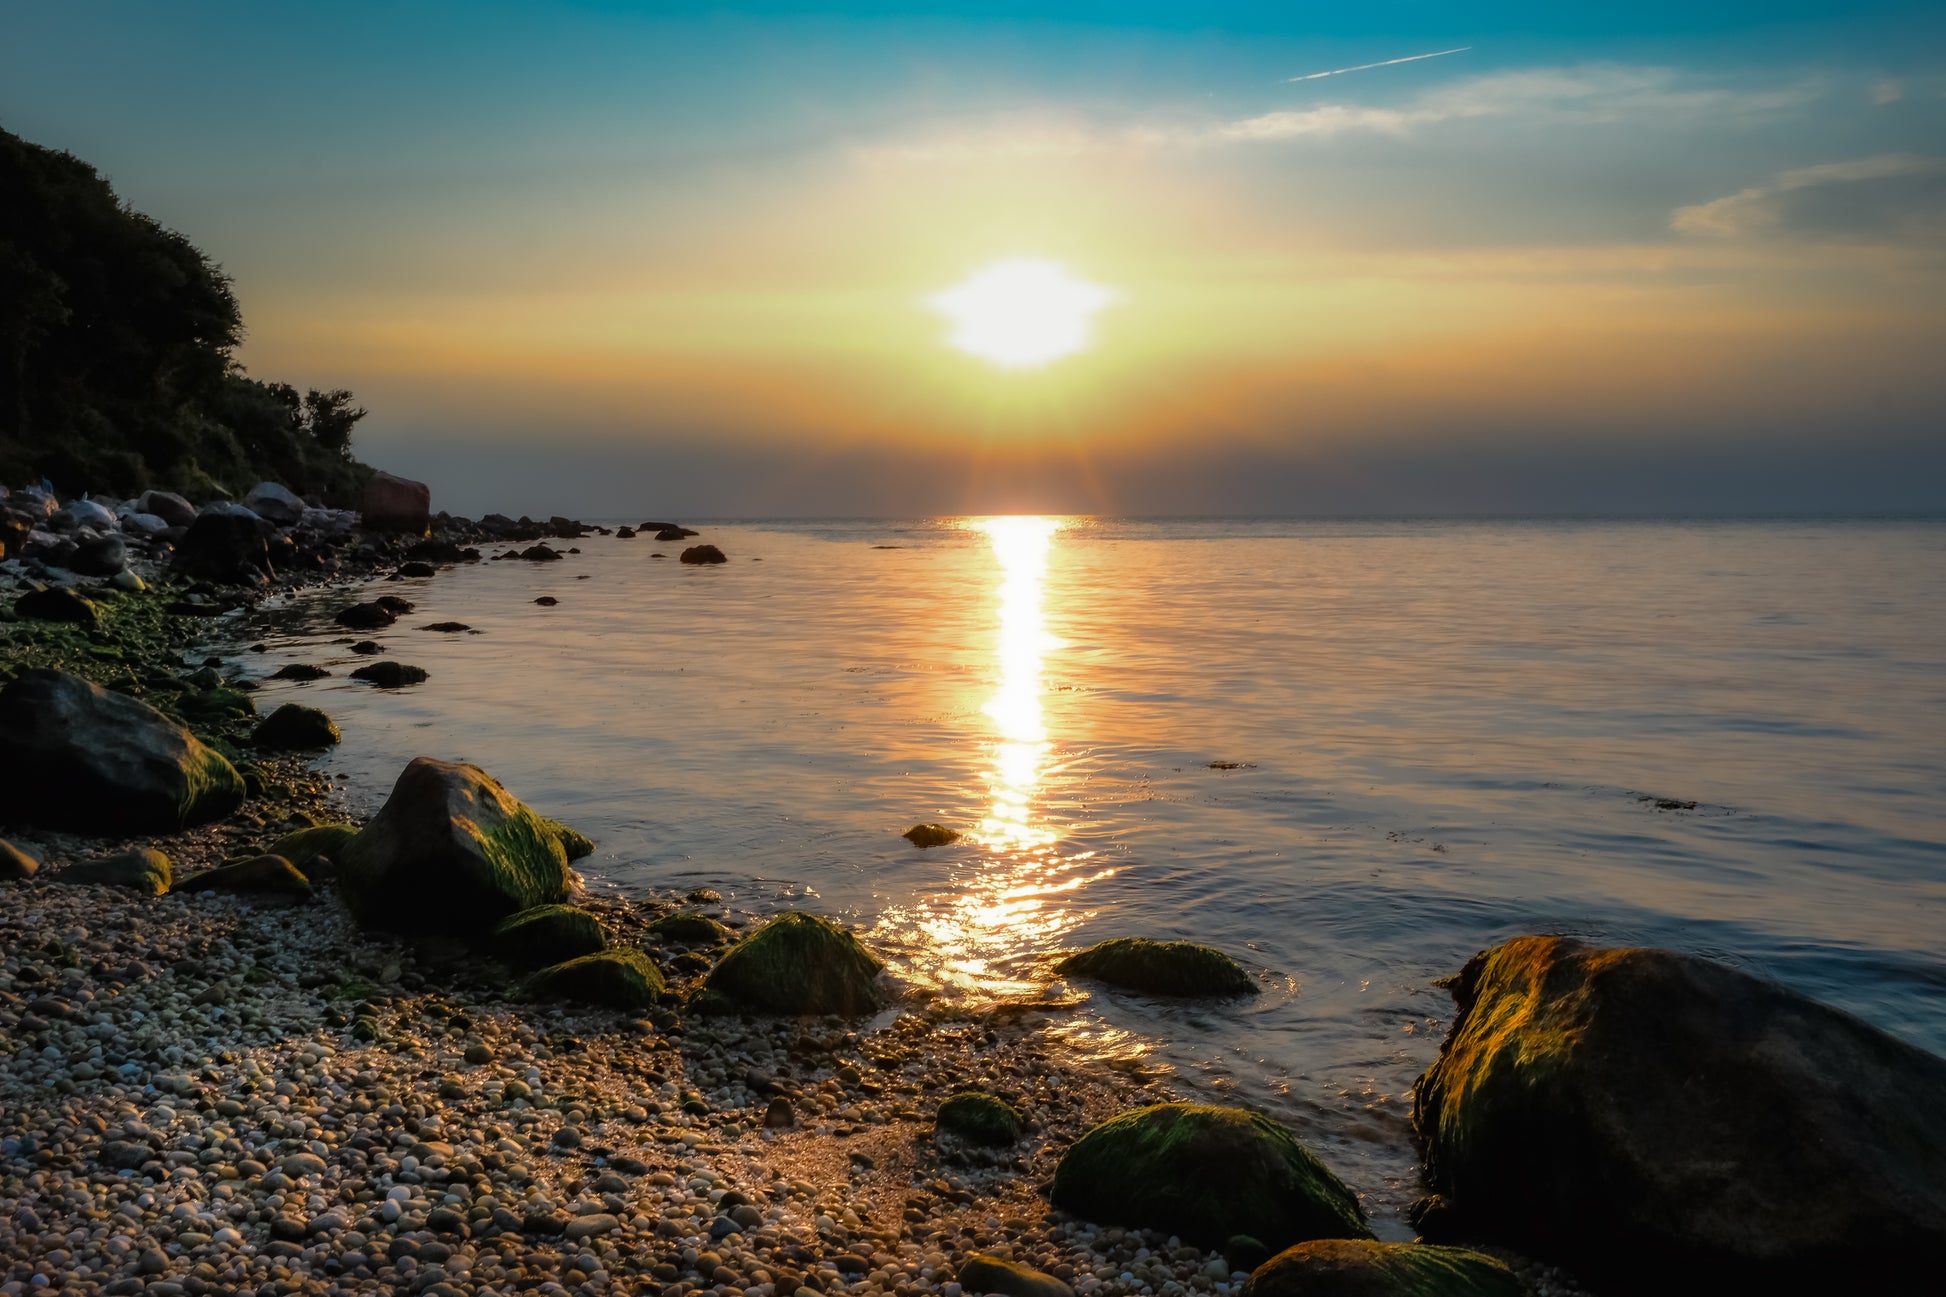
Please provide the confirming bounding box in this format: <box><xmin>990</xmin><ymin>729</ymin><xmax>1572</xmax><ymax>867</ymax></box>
<box><xmin>1286</xmin><ymin>46</ymin><xmax>1472</xmax><ymax>83</ymax></box>
<box><xmin>1673</xmin><ymin>155</ymin><xmax>1946</xmax><ymax>239</ymax></box>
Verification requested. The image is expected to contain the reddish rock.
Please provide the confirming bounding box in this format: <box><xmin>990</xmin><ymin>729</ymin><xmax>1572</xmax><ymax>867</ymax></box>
<box><xmin>362</xmin><ymin>471</ymin><xmax>431</xmax><ymax>535</ymax></box>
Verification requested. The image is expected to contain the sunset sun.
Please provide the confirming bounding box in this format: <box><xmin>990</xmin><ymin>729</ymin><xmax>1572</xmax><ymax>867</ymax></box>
<box><xmin>929</xmin><ymin>258</ymin><xmax>1118</xmax><ymax>369</ymax></box>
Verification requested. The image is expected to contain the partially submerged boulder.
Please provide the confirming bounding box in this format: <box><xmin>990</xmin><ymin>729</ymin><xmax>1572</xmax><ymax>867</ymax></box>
<box><xmin>0</xmin><ymin>670</ymin><xmax>244</xmax><ymax>832</ymax></box>
<box><xmin>267</xmin><ymin>824</ymin><xmax>359</xmax><ymax>879</ymax></box>
<box><xmin>903</xmin><ymin>823</ymin><xmax>961</xmax><ymax>848</ymax></box>
<box><xmin>1413</xmin><ymin>935</ymin><xmax>1946</xmax><ymax>1290</ymax></box>
<box><xmin>493</xmin><ymin>904</ymin><xmax>606</xmax><ymax>969</ymax></box>
<box><xmin>1242</xmin><ymin>1241</ymin><xmax>1521</xmax><ymax>1297</ymax></box>
<box><xmin>699</xmin><ymin>911</ymin><xmax>884</xmax><ymax>1015</ymax></box>
<box><xmin>1051</xmin><ymin>1103</ymin><xmax>1369</xmax><ymax>1252</ymax></box>
<box><xmin>337</xmin><ymin>758</ymin><xmax>573</xmax><ymax>935</ymax></box>
<box><xmin>1057</xmin><ymin>938</ymin><xmax>1255</xmax><ymax>997</ymax></box>
<box><xmin>252</xmin><ymin>703</ymin><xmax>341</xmax><ymax>750</ymax></box>
<box><xmin>539</xmin><ymin>817</ymin><xmax>595</xmax><ymax>861</ymax></box>
<box><xmin>349</xmin><ymin>661</ymin><xmax>428</xmax><ymax>688</ymax></box>
<box><xmin>530</xmin><ymin>948</ymin><xmax>664</xmax><ymax>1011</ymax></box>
<box><xmin>60</xmin><ymin>848</ymin><xmax>171</xmax><ymax>895</ymax></box>
<box><xmin>679</xmin><ymin>544</ymin><xmax>727</xmax><ymax>564</ymax></box>
<box><xmin>937</xmin><ymin>1092</ymin><xmax>1023</xmax><ymax>1146</ymax></box>
<box><xmin>334</xmin><ymin>600</ymin><xmax>398</xmax><ymax>629</ymax></box>
<box><xmin>179</xmin><ymin>854</ymin><xmax>312</xmax><ymax>899</ymax></box>
<box><xmin>362</xmin><ymin>471</ymin><xmax>431</xmax><ymax>535</ymax></box>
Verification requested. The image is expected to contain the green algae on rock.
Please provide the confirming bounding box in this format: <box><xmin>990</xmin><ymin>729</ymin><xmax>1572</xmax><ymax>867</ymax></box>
<box><xmin>349</xmin><ymin>661</ymin><xmax>428</xmax><ymax>688</ymax></box>
<box><xmin>1242</xmin><ymin>1240</ymin><xmax>1521</xmax><ymax>1297</ymax></box>
<box><xmin>698</xmin><ymin>910</ymin><xmax>885</xmax><ymax>1016</ymax></box>
<box><xmin>251</xmin><ymin>702</ymin><xmax>341</xmax><ymax>750</ymax></box>
<box><xmin>954</xmin><ymin>1256</ymin><xmax>1073</xmax><ymax>1297</ymax></box>
<box><xmin>265</xmin><ymin>824</ymin><xmax>359</xmax><ymax>879</ymax></box>
<box><xmin>903</xmin><ymin>823</ymin><xmax>962</xmax><ymax>848</ymax></box>
<box><xmin>539</xmin><ymin>816</ymin><xmax>596</xmax><ymax>861</ymax></box>
<box><xmin>493</xmin><ymin>903</ymin><xmax>606</xmax><ymax>969</ymax></box>
<box><xmin>1057</xmin><ymin>937</ymin><xmax>1256</xmax><ymax>997</ymax></box>
<box><xmin>1052</xmin><ymin>1103</ymin><xmax>1370</xmax><ymax>1252</ymax></box>
<box><xmin>338</xmin><ymin>757</ymin><xmax>572</xmax><ymax>936</ymax></box>
<box><xmin>529</xmin><ymin>948</ymin><xmax>665</xmax><ymax>1011</ymax></box>
<box><xmin>650</xmin><ymin>911</ymin><xmax>732</xmax><ymax>945</ymax></box>
<box><xmin>178</xmin><ymin>854</ymin><xmax>312</xmax><ymax>898</ymax></box>
<box><xmin>59</xmin><ymin>848</ymin><xmax>172</xmax><ymax>895</ymax></box>
<box><xmin>937</xmin><ymin>1092</ymin><xmax>1023</xmax><ymax>1146</ymax></box>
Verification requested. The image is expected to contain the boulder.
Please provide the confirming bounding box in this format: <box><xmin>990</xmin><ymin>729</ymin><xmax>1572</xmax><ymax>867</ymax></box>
<box><xmin>1051</xmin><ymin>1103</ymin><xmax>1370</xmax><ymax>1252</ymax></box>
<box><xmin>242</xmin><ymin>482</ymin><xmax>305</xmax><ymax>525</ymax></box>
<box><xmin>405</xmin><ymin>538</ymin><xmax>467</xmax><ymax>563</ymax></box>
<box><xmin>1412</xmin><ymin>936</ymin><xmax>1946</xmax><ymax>1291</ymax></box>
<box><xmin>903</xmin><ymin>823</ymin><xmax>961</xmax><ymax>847</ymax></box>
<box><xmin>15</xmin><ymin>586</ymin><xmax>97</xmax><ymax>627</ymax></box>
<box><xmin>174</xmin><ymin>509</ymin><xmax>270</xmax><ymax>582</ymax></box>
<box><xmin>179</xmin><ymin>854</ymin><xmax>312</xmax><ymax>898</ymax></box>
<box><xmin>171</xmin><ymin>685</ymin><xmax>256</xmax><ymax>726</ymax></box>
<box><xmin>334</xmin><ymin>601</ymin><xmax>398</xmax><ymax>629</ymax></box>
<box><xmin>649</xmin><ymin>911</ymin><xmax>731</xmax><ymax>945</ymax></box>
<box><xmin>269</xmin><ymin>663</ymin><xmax>331</xmax><ymax>681</ymax></box>
<box><xmin>540</xmin><ymin>817</ymin><xmax>596</xmax><ymax>861</ymax></box>
<box><xmin>337</xmin><ymin>757</ymin><xmax>573</xmax><ymax>935</ymax></box>
<box><xmin>1057</xmin><ymin>938</ymin><xmax>1256</xmax><ymax>997</ymax></box>
<box><xmin>519</xmin><ymin>544</ymin><xmax>563</xmax><ymax>562</ymax></box>
<box><xmin>349</xmin><ymin>661</ymin><xmax>428</xmax><ymax>688</ymax></box>
<box><xmin>529</xmin><ymin>948</ymin><xmax>665</xmax><ymax>1011</ymax></box>
<box><xmin>955</xmin><ymin>1257</ymin><xmax>1072</xmax><ymax>1297</ymax></box>
<box><xmin>422</xmin><ymin>621</ymin><xmax>471</xmax><ymax>632</ymax></box>
<box><xmin>397</xmin><ymin>561</ymin><xmax>436</xmax><ymax>578</ymax></box>
<box><xmin>1242</xmin><ymin>1241</ymin><xmax>1521</xmax><ymax>1297</ymax></box>
<box><xmin>653</xmin><ymin>525</ymin><xmax>698</xmax><ymax>540</ymax></box>
<box><xmin>679</xmin><ymin>544</ymin><xmax>727</xmax><ymax>564</ymax></box>
<box><xmin>54</xmin><ymin>499</ymin><xmax>116</xmax><ymax>530</ymax></box>
<box><xmin>362</xmin><ymin>471</ymin><xmax>431</xmax><ymax>535</ymax></box>
<box><xmin>0</xmin><ymin>670</ymin><xmax>244</xmax><ymax>832</ymax></box>
<box><xmin>137</xmin><ymin>490</ymin><xmax>197</xmax><ymax>527</ymax></box>
<box><xmin>252</xmin><ymin>703</ymin><xmax>341</xmax><ymax>750</ymax></box>
<box><xmin>937</xmin><ymin>1092</ymin><xmax>1023</xmax><ymax>1146</ymax></box>
<box><xmin>70</xmin><ymin>533</ymin><xmax>127</xmax><ymax>576</ymax></box>
<box><xmin>0</xmin><ymin>838</ymin><xmax>40</xmax><ymax>881</ymax></box>
<box><xmin>116</xmin><ymin>510</ymin><xmax>171</xmax><ymax>537</ymax></box>
<box><xmin>492</xmin><ymin>904</ymin><xmax>606</xmax><ymax>969</ymax></box>
<box><xmin>266</xmin><ymin>824</ymin><xmax>359</xmax><ymax>879</ymax></box>
<box><xmin>60</xmin><ymin>848</ymin><xmax>172</xmax><ymax>895</ymax></box>
<box><xmin>349</xmin><ymin>640</ymin><xmax>383</xmax><ymax>655</ymax></box>
<box><xmin>698</xmin><ymin>911</ymin><xmax>884</xmax><ymax>1015</ymax></box>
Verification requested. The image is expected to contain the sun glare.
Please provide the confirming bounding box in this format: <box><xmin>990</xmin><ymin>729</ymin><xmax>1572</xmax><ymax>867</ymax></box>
<box><xmin>929</xmin><ymin>259</ymin><xmax>1118</xmax><ymax>369</ymax></box>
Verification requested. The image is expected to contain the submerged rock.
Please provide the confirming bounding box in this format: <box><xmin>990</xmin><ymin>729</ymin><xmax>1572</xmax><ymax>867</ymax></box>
<box><xmin>334</xmin><ymin>600</ymin><xmax>398</xmax><ymax>629</ymax></box>
<box><xmin>493</xmin><ymin>904</ymin><xmax>606</xmax><ymax>969</ymax></box>
<box><xmin>252</xmin><ymin>703</ymin><xmax>341</xmax><ymax>750</ymax></box>
<box><xmin>1413</xmin><ymin>935</ymin><xmax>1946</xmax><ymax>1291</ymax></box>
<box><xmin>530</xmin><ymin>948</ymin><xmax>664</xmax><ymax>1011</ymax></box>
<box><xmin>0</xmin><ymin>670</ymin><xmax>244</xmax><ymax>832</ymax></box>
<box><xmin>1051</xmin><ymin>1103</ymin><xmax>1370</xmax><ymax>1252</ymax></box>
<box><xmin>422</xmin><ymin>621</ymin><xmax>471</xmax><ymax>633</ymax></box>
<box><xmin>903</xmin><ymin>823</ymin><xmax>961</xmax><ymax>848</ymax></box>
<box><xmin>699</xmin><ymin>911</ymin><xmax>884</xmax><ymax>1015</ymax></box>
<box><xmin>269</xmin><ymin>663</ymin><xmax>331</xmax><ymax>681</ymax></box>
<box><xmin>266</xmin><ymin>824</ymin><xmax>359</xmax><ymax>879</ymax></box>
<box><xmin>1057</xmin><ymin>937</ymin><xmax>1256</xmax><ymax>997</ymax></box>
<box><xmin>338</xmin><ymin>757</ymin><xmax>573</xmax><ymax>935</ymax></box>
<box><xmin>679</xmin><ymin>544</ymin><xmax>727</xmax><ymax>565</ymax></box>
<box><xmin>60</xmin><ymin>848</ymin><xmax>172</xmax><ymax>895</ymax></box>
<box><xmin>180</xmin><ymin>854</ymin><xmax>312</xmax><ymax>898</ymax></box>
<box><xmin>349</xmin><ymin>661</ymin><xmax>428</xmax><ymax>688</ymax></box>
<box><xmin>937</xmin><ymin>1092</ymin><xmax>1023</xmax><ymax>1146</ymax></box>
<box><xmin>349</xmin><ymin>640</ymin><xmax>383</xmax><ymax>655</ymax></box>
<box><xmin>1242</xmin><ymin>1241</ymin><xmax>1521</xmax><ymax>1297</ymax></box>
<box><xmin>955</xmin><ymin>1257</ymin><xmax>1073</xmax><ymax>1297</ymax></box>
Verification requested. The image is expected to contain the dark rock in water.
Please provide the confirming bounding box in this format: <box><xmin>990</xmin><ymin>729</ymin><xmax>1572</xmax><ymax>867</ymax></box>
<box><xmin>680</xmin><ymin>544</ymin><xmax>727</xmax><ymax>564</ymax></box>
<box><xmin>338</xmin><ymin>757</ymin><xmax>573</xmax><ymax>935</ymax></box>
<box><xmin>653</xmin><ymin>524</ymin><xmax>699</xmax><ymax>540</ymax></box>
<box><xmin>174</xmin><ymin>509</ymin><xmax>271</xmax><ymax>582</ymax></box>
<box><xmin>422</xmin><ymin>621</ymin><xmax>471</xmax><ymax>633</ymax></box>
<box><xmin>406</xmin><ymin>537</ymin><xmax>467</xmax><ymax>563</ymax></box>
<box><xmin>698</xmin><ymin>911</ymin><xmax>884</xmax><ymax>1016</ymax></box>
<box><xmin>334</xmin><ymin>601</ymin><xmax>398</xmax><ymax>629</ymax></box>
<box><xmin>493</xmin><ymin>904</ymin><xmax>606</xmax><ymax>969</ymax></box>
<box><xmin>0</xmin><ymin>838</ymin><xmax>41</xmax><ymax>881</ymax></box>
<box><xmin>539</xmin><ymin>817</ymin><xmax>595</xmax><ymax>860</ymax></box>
<box><xmin>253</xmin><ymin>703</ymin><xmax>341</xmax><ymax>750</ymax></box>
<box><xmin>1242</xmin><ymin>1241</ymin><xmax>1521</xmax><ymax>1297</ymax></box>
<box><xmin>0</xmin><ymin>670</ymin><xmax>243</xmax><ymax>832</ymax></box>
<box><xmin>70</xmin><ymin>533</ymin><xmax>127</xmax><ymax>576</ymax></box>
<box><xmin>1052</xmin><ymin>1103</ymin><xmax>1370</xmax><ymax>1252</ymax></box>
<box><xmin>937</xmin><ymin>1092</ymin><xmax>1023</xmax><ymax>1146</ymax></box>
<box><xmin>534</xmin><ymin>596</ymin><xmax>558</xmax><ymax>606</ymax></box>
<box><xmin>171</xmin><ymin>685</ymin><xmax>256</xmax><ymax>725</ymax></box>
<box><xmin>1057</xmin><ymin>938</ymin><xmax>1256</xmax><ymax>997</ymax></box>
<box><xmin>649</xmin><ymin>911</ymin><xmax>730</xmax><ymax>945</ymax></box>
<box><xmin>349</xmin><ymin>640</ymin><xmax>383</xmax><ymax>655</ymax></box>
<box><xmin>1413</xmin><ymin>935</ymin><xmax>1946</xmax><ymax>1292</ymax></box>
<box><xmin>15</xmin><ymin>585</ymin><xmax>97</xmax><ymax>627</ymax></box>
<box><xmin>686</xmin><ymin>887</ymin><xmax>723</xmax><ymax>904</ymax></box>
<box><xmin>397</xmin><ymin>561</ymin><xmax>437</xmax><ymax>578</ymax></box>
<box><xmin>242</xmin><ymin>481</ymin><xmax>305</xmax><ymax>525</ymax></box>
<box><xmin>615</xmin><ymin>526</ymin><xmax>636</xmax><ymax>538</ymax></box>
<box><xmin>374</xmin><ymin>594</ymin><xmax>415</xmax><ymax>614</ymax></box>
<box><xmin>520</xmin><ymin>544</ymin><xmax>563</xmax><ymax>562</ymax></box>
<box><xmin>955</xmin><ymin>1257</ymin><xmax>1073</xmax><ymax>1297</ymax></box>
<box><xmin>270</xmin><ymin>663</ymin><xmax>330</xmax><ymax>681</ymax></box>
<box><xmin>60</xmin><ymin>848</ymin><xmax>172</xmax><ymax>895</ymax></box>
<box><xmin>363</xmin><ymin>471</ymin><xmax>431</xmax><ymax>535</ymax></box>
<box><xmin>180</xmin><ymin>854</ymin><xmax>312</xmax><ymax>899</ymax></box>
<box><xmin>529</xmin><ymin>948</ymin><xmax>664</xmax><ymax>1010</ymax></box>
<box><xmin>266</xmin><ymin>824</ymin><xmax>359</xmax><ymax>879</ymax></box>
<box><xmin>137</xmin><ymin>490</ymin><xmax>196</xmax><ymax>527</ymax></box>
<box><xmin>350</xmin><ymin>661</ymin><xmax>428</xmax><ymax>688</ymax></box>
<box><xmin>903</xmin><ymin>823</ymin><xmax>960</xmax><ymax>848</ymax></box>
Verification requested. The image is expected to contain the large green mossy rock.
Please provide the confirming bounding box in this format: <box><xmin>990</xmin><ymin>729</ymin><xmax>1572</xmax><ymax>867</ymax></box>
<box><xmin>251</xmin><ymin>702</ymin><xmax>340</xmax><ymax>750</ymax></box>
<box><xmin>698</xmin><ymin>910</ymin><xmax>885</xmax><ymax>1016</ymax></box>
<box><xmin>530</xmin><ymin>948</ymin><xmax>664</xmax><ymax>1011</ymax></box>
<box><xmin>266</xmin><ymin>823</ymin><xmax>358</xmax><ymax>879</ymax></box>
<box><xmin>493</xmin><ymin>904</ymin><xmax>606</xmax><ymax>968</ymax></box>
<box><xmin>1052</xmin><ymin>1103</ymin><xmax>1370</xmax><ymax>1252</ymax></box>
<box><xmin>60</xmin><ymin>848</ymin><xmax>172</xmax><ymax>895</ymax></box>
<box><xmin>338</xmin><ymin>757</ymin><xmax>572</xmax><ymax>936</ymax></box>
<box><xmin>1057</xmin><ymin>937</ymin><xmax>1256</xmax><ymax>997</ymax></box>
<box><xmin>937</xmin><ymin>1092</ymin><xmax>1023</xmax><ymax>1146</ymax></box>
<box><xmin>1242</xmin><ymin>1241</ymin><xmax>1521</xmax><ymax>1297</ymax></box>
<box><xmin>0</xmin><ymin>670</ymin><xmax>244</xmax><ymax>832</ymax></box>
<box><xmin>178</xmin><ymin>854</ymin><xmax>312</xmax><ymax>899</ymax></box>
<box><xmin>1413</xmin><ymin>935</ymin><xmax>1946</xmax><ymax>1292</ymax></box>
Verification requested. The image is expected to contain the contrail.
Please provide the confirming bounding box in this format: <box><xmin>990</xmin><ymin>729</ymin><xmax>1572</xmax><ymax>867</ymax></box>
<box><xmin>1286</xmin><ymin>46</ymin><xmax>1472</xmax><ymax>83</ymax></box>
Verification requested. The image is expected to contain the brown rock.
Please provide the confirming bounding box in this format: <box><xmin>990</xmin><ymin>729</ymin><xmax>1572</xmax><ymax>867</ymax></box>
<box><xmin>362</xmin><ymin>471</ymin><xmax>431</xmax><ymax>535</ymax></box>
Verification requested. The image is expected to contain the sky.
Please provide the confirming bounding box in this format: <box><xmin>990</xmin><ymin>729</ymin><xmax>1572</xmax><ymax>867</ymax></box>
<box><xmin>4</xmin><ymin>1</ymin><xmax>1945</xmax><ymax>516</ymax></box>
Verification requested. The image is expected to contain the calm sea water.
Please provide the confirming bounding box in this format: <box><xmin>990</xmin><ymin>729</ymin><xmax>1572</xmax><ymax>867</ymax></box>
<box><xmin>242</xmin><ymin>517</ymin><xmax>1946</xmax><ymax>1230</ymax></box>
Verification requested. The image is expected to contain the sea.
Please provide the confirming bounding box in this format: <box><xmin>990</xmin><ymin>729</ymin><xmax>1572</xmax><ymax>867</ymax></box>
<box><xmin>237</xmin><ymin>516</ymin><xmax>1946</xmax><ymax>1233</ymax></box>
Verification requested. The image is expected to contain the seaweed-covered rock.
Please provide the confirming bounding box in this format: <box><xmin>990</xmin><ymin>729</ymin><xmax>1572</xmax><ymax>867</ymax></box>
<box><xmin>252</xmin><ymin>703</ymin><xmax>341</xmax><ymax>750</ymax></box>
<box><xmin>14</xmin><ymin>585</ymin><xmax>97</xmax><ymax>627</ymax></box>
<box><xmin>349</xmin><ymin>661</ymin><xmax>428</xmax><ymax>688</ymax></box>
<box><xmin>0</xmin><ymin>670</ymin><xmax>244</xmax><ymax>832</ymax></box>
<box><xmin>530</xmin><ymin>949</ymin><xmax>664</xmax><ymax>1011</ymax></box>
<box><xmin>0</xmin><ymin>838</ymin><xmax>39</xmax><ymax>880</ymax></box>
<box><xmin>334</xmin><ymin>600</ymin><xmax>398</xmax><ymax>629</ymax></box>
<box><xmin>650</xmin><ymin>911</ymin><xmax>731</xmax><ymax>945</ymax></box>
<box><xmin>1242</xmin><ymin>1241</ymin><xmax>1521</xmax><ymax>1297</ymax></box>
<box><xmin>266</xmin><ymin>824</ymin><xmax>359</xmax><ymax>879</ymax></box>
<box><xmin>493</xmin><ymin>904</ymin><xmax>606</xmax><ymax>969</ymax></box>
<box><xmin>540</xmin><ymin>816</ymin><xmax>595</xmax><ymax>861</ymax></box>
<box><xmin>955</xmin><ymin>1257</ymin><xmax>1073</xmax><ymax>1297</ymax></box>
<box><xmin>903</xmin><ymin>823</ymin><xmax>961</xmax><ymax>848</ymax></box>
<box><xmin>60</xmin><ymin>848</ymin><xmax>172</xmax><ymax>895</ymax></box>
<box><xmin>1057</xmin><ymin>938</ymin><xmax>1255</xmax><ymax>997</ymax></box>
<box><xmin>937</xmin><ymin>1092</ymin><xmax>1023</xmax><ymax>1146</ymax></box>
<box><xmin>679</xmin><ymin>544</ymin><xmax>727</xmax><ymax>564</ymax></box>
<box><xmin>337</xmin><ymin>757</ymin><xmax>573</xmax><ymax>936</ymax></box>
<box><xmin>698</xmin><ymin>911</ymin><xmax>885</xmax><ymax>1015</ymax></box>
<box><xmin>1052</xmin><ymin>1103</ymin><xmax>1369</xmax><ymax>1252</ymax></box>
<box><xmin>1413</xmin><ymin>935</ymin><xmax>1946</xmax><ymax>1291</ymax></box>
<box><xmin>179</xmin><ymin>854</ymin><xmax>312</xmax><ymax>899</ymax></box>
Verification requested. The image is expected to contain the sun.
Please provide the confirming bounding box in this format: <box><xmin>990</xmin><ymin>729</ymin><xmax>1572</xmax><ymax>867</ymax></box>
<box><xmin>928</xmin><ymin>259</ymin><xmax>1118</xmax><ymax>369</ymax></box>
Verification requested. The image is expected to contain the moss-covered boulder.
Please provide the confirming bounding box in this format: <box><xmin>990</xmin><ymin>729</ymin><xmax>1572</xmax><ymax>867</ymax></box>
<box><xmin>540</xmin><ymin>816</ymin><xmax>595</xmax><ymax>861</ymax></box>
<box><xmin>172</xmin><ymin>685</ymin><xmax>257</xmax><ymax>724</ymax></box>
<box><xmin>0</xmin><ymin>670</ymin><xmax>244</xmax><ymax>832</ymax></box>
<box><xmin>0</xmin><ymin>838</ymin><xmax>39</xmax><ymax>881</ymax></box>
<box><xmin>493</xmin><ymin>904</ymin><xmax>606</xmax><ymax>968</ymax></box>
<box><xmin>903</xmin><ymin>823</ymin><xmax>961</xmax><ymax>847</ymax></box>
<box><xmin>1057</xmin><ymin>938</ymin><xmax>1255</xmax><ymax>997</ymax></box>
<box><xmin>252</xmin><ymin>702</ymin><xmax>341</xmax><ymax>750</ymax></box>
<box><xmin>1414</xmin><ymin>936</ymin><xmax>1946</xmax><ymax>1291</ymax></box>
<box><xmin>179</xmin><ymin>854</ymin><xmax>312</xmax><ymax>898</ymax></box>
<box><xmin>937</xmin><ymin>1092</ymin><xmax>1023</xmax><ymax>1146</ymax></box>
<box><xmin>650</xmin><ymin>911</ymin><xmax>731</xmax><ymax>945</ymax></box>
<box><xmin>337</xmin><ymin>757</ymin><xmax>573</xmax><ymax>936</ymax></box>
<box><xmin>60</xmin><ymin>848</ymin><xmax>171</xmax><ymax>895</ymax></box>
<box><xmin>955</xmin><ymin>1257</ymin><xmax>1073</xmax><ymax>1297</ymax></box>
<box><xmin>1052</xmin><ymin>1103</ymin><xmax>1369</xmax><ymax>1252</ymax></box>
<box><xmin>1242</xmin><ymin>1241</ymin><xmax>1521</xmax><ymax>1297</ymax></box>
<box><xmin>349</xmin><ymin>661</ymin><xmax>428</xmax><ymax>688</ymax></box>
<box><xmin>530</xmin><ymin>948</ymin><xmax>664</xmax><ymax>1011</ymax></box>
<box><xmin>698</xmin><ymin>910</ymin><xmax>885</xmax><ymax>1016</ymax></box>
<box><xmin>266</xmin><ymin>823</ymin><xmax>359</xmax><ymax>879</ymax></box>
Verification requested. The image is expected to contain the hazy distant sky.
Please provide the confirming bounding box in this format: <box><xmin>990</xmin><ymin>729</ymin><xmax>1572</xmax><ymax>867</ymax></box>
<box><xmin>5</xmin><ymin>1</ymin><xmax>1944</xmax><ymax>515</ymax></box>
